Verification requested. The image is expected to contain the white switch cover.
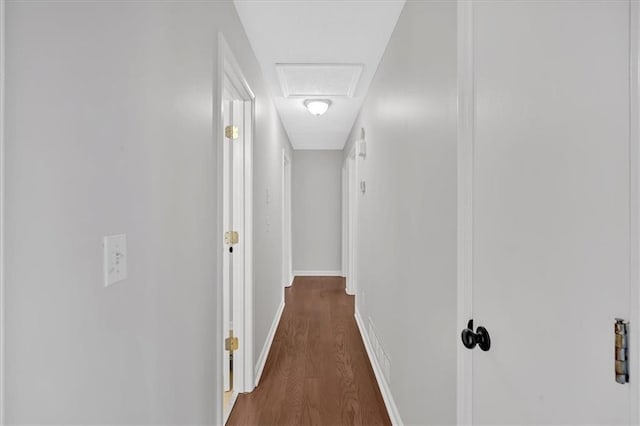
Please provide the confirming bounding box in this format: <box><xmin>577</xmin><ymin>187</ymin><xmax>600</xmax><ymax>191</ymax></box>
<box><xmin>358</xmin><ymin>139</ymin><xmax>367</xmax><ymax>159</ymax></box>
<box><xmin>104</xmin><ymin>234</ymin><xmax>127</xmax><ymax>287</ymax></box>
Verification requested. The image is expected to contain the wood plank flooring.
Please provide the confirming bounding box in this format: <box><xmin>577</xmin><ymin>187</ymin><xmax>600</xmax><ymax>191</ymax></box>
<box><xmin>226</xmin><ymin>276</ymin><xmax>391</xmax><ymax>426</ymax></box>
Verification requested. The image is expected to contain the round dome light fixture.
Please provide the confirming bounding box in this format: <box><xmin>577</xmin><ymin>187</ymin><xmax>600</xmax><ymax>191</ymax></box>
<box><xmin>304</xmin><ymin>99</ymin><xmax>331</xmax><ymax>116</ymax></box>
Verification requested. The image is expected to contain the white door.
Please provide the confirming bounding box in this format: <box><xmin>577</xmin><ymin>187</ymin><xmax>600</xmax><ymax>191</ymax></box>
<box><xmin>218</xmin><ymin>36</ymin><xmax>255</xmax><ymax>424</ymax></box>
<box><xmin>222</xmin><ymin>97</ymin><xmax>233</xmax><ymax>396</ymax></box>
<box><xmin>464</xmin><ymin>1</ymin><xmax>633</xmax><ymax>424</ymax></box>
<box><xmin>222</xmin><ymin>97</ymin><xmax>246</xmax><ymax>413</ymax></box>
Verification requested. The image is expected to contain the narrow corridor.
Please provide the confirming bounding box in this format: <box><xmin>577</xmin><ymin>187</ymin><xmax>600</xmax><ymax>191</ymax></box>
<box><xmin>3</xmin><ymin>1</ymin><xmax>638</xmax><ymax>424</ymax></box>
<box><xmin>227</xmin><ymin>277</ymin><xmax>390</xmax><ymax>426</ymax></box>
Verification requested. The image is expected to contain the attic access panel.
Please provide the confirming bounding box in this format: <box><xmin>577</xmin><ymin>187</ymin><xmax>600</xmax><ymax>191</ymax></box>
<box><xmin>276</xmin><ymin>63</ymin><xmax>364</xmax><ymax>98</ymax></box>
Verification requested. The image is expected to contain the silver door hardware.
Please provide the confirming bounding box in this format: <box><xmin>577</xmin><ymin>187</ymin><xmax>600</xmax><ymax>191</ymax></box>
<box><xmin>615</xmin><ymin>318</ymin><xmax>629</xmax><ymax>384</ymax></box>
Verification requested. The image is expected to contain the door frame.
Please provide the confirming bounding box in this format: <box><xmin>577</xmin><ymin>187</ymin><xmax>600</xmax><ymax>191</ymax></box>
<box><xmin>629</xmin><ymin>1</ymin><xmax>640</xmax><ymax>423</ymax></box>
<box><xmin>456</xmin><ymin>1</ymin><xmax>640</xmax><ymax>424</ymax></box>
<box><xmin>216</xmin><ymin>33</ymin><xmax>255</xmax><ymax>425</ymax></box>
<box><xmin>342</xmin><ymin>164</ymin><xmax>347</xmax><ymax>279</ymax></box>
<box><xmin>344</xmin><ymin>146</ymin><xmax>358</xmax><ymax>296</ymax></box>
<box><xmin>0</xmin><ymin>0</ymin><xmax>5</xmax><ymax>423</ymax></box>
<box><xmin>282</xmin><ymin>149</ymin><xmax>293</xmax><ymax>288</ymax></box>
<box><xmin>343</xmin><ymin>150</ymin><xmax>349</xmax><ymax>292</ymax></box>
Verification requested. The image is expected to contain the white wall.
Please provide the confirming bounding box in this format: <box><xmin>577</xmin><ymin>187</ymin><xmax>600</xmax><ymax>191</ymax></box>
<box><xmin>344</xmin><ymin>1</ymin><xmax>457</xmax><ymax>424</ymax></box>
<box><xmin>252</xmin><ymin>73</ymin><xmax>293</xmax><ymax>373</ymax></box>
<box><xmin>4</xmin><ymin>1</ymin><xmax>291</xmax><ymax>423</ymax></box>
<box><xmin>292</xmin><ymin>150</ymin><xmax>343</xmax><ymax>274</ymax></box>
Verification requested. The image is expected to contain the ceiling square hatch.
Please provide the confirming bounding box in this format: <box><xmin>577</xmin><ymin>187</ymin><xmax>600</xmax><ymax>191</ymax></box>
<box><xmin>276</xmin><ymin>63</ymin><xmax>364</xmax><ymax>98</ymax></box>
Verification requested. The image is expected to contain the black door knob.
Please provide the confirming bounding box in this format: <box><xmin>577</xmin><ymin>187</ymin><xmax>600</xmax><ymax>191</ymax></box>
<box><xmin>461</xmin><ymin>325</ymin><xmax>477</xmax><ymax>349</ymax></box>
<box><xmin>461</xmin><ymin>319</ymin><xmax>491</xmax><ymax>351</ymax></box>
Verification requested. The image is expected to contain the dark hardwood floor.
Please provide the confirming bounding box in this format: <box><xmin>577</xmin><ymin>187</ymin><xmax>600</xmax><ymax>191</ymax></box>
<box><xmin>227</xmin><ymin>276</ymin><xmax>391</xmax><ymax>426</ymax></box>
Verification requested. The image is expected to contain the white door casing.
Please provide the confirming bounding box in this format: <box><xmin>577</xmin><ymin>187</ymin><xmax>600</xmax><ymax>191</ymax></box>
<box><xmin>342</xmin><ymin>165</ymin><xmax>347</xmax><ymax>279</ymax></box>
<box><xmin>346</xmin><ymin>147</ymin><xmax>358</xmax><ymax>297</ymax></box>
<box><xmin>344</xmin><ymin>157</ymin><xmax>350</xmax><ymax>291</ymax></box>
<box><xmin>458</xmin><ymin>1</ymin><xmax>638</xmax><ymax>424</ymax></box>
<box><xmin>0</xmin><ymin>0</ymin><xmax>5</xmax><ymax>423</ymax></box>
<box><xmin>282</xmin><ymin>150</ymin><xmax>292</xmax><ymax>288</ymax></box>
<box><xmin>217</xmin><ymin>33</ymin><xmax>255</xmax><ymax>425</ymax></box>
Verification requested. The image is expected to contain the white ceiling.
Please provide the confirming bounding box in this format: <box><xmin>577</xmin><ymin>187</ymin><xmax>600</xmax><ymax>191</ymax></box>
<box><xmin>233</xmin><ymin>0</ymin><xmax>406</xmax><ymax>150</ymax></box>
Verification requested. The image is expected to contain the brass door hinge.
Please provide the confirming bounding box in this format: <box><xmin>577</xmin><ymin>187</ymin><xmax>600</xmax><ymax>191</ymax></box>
<box><xmin>225</xmin><ymin>125</ymin><xmax>238</xmax><ymax>140</ymax></box>
<box><xmin>225</xmin><ymin>231</ymin><xmax>239</xmax><ymax>245</ymax></box>
<box><xmin>225</xmin><ymin>332</ymin><xmax>239</xmax><ymax>352</ymax></box>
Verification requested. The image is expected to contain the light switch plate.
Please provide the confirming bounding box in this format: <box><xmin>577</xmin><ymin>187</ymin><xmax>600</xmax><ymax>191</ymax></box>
<box><xmin>358</xmin><ymin>139</ymin><xmax>367</xmax><ymax>159</ymax></box>
<box><xmin>104</xmin><ymin>234</ymin><xmax>127</xmax><ymax>287</ymax></box>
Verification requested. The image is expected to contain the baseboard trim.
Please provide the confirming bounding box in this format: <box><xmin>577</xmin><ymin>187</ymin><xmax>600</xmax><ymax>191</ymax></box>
<box><xmin>285</xmin><ymin>274</ymin><xmax>294</xmax><ymax>287</ymax></box>
<box><xmin>293</xmin><ymin>270</ymin><xmax>343</xmax><ymax>277</ymax></box>
<box><xmin>354</xmin><ymin>309</ymin><xmax>404</xmax><ymax>426</ymax></box>
<box><xmin>223</xmin><ymin>391</ymin><xmax>239</xmax><ymax>425</ymax></box>
<box><xmin>254</xmin><ymin>298</ymin><xmax>285</xmax><ymax>387</ymax></box>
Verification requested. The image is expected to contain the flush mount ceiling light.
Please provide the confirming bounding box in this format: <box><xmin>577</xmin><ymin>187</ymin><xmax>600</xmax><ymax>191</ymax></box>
<box><xmin>304</xmin><ymin>99</ymin><xmax>331</xmax><ymax>116</ymax></box>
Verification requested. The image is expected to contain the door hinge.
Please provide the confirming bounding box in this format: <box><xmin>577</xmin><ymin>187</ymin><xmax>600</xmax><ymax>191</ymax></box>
<box><xmin>225</xmin><ymin>125</ymin><xmax>238</xmax><ymax>140</ymax></box>
<box><xmin>225</xmin><ymin>231</ymin><xmax>239</xmax><ymax>245</ymax></box>
<box><xmin>225</xmin><ymin>332</ymin><xmax>239</xmax><ymax>352</ymax></box>
<box><xmin>615</xmin><ymin>318</ymin><xmax>629</xmax><ymax>384</ymax></box>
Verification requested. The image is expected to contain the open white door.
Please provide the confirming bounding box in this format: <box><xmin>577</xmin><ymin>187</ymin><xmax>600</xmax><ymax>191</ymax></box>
<box><xmin>222</xmin><ymin>97</ymin><xmax>232</xmax><ymax>398</ymax></box>
<box><xmin>459</xmin><ymin>1</ymin><xmax>638</xmax><ymax>424</ymax></box>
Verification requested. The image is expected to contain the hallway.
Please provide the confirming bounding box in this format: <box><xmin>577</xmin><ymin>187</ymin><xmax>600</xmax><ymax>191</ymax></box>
<box><xmin>2</xmin><ymin>0</ymin><xmax>640</xmax><ymax>424</ymax></box>
<box><xmin>227</xmin><ymin>277</ymin><xmax>390</xmax><ymax>426</ymax></box>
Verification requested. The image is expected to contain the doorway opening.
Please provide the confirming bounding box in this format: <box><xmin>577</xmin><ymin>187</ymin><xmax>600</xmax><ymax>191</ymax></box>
<box><xmin>217</xmin><ymin>34</ymin><xmax>255</xmax><ymax>425</ymax></box>
<box><xmin>282</xmin><ymin>150</ymin><xmax>292</xmax><ymax>288</ymax></box>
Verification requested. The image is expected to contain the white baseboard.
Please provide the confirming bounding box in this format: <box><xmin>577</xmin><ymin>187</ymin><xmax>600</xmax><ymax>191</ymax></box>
<box><xmin>354</xmin><ymin>309</ymin><xmax>404</xmax><ymax>426</ymax></box>
<box><xmin>285</xmin><ymin>274</ymin><xmax>294</xmax><ymax>287</ymax></box>
<box><xmin>254</xmin><ymin>298</ymin><xmax>285</xmax><ymax>387</ymax></box>
<box><xmin>222</xmin><ymin>391</ymin><xmax>239</xmax><ymax>425</ymax></box>
<box><xmin>293</xmin><ymin>270</ymin><xmax>343</xmax><ymax>277</ymax></box>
